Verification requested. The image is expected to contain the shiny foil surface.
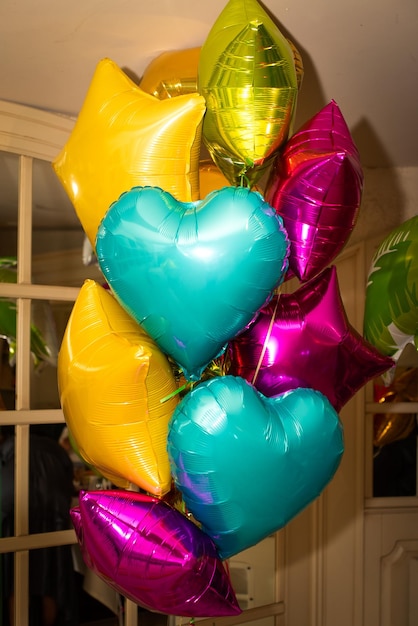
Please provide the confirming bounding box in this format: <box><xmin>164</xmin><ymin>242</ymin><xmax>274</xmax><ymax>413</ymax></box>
<box><xmin>198</xmin><ymin>0</ymin><xmax>297</xmax><ymax>187</ymax></box>
<box><xmin>71</xmin><ymin>490</ymin><xmax>241</xmax><ymax>617</ymax></box>
<box><xmin>168</xmin><ymin>376</ymin><xmax>344</xmax><ymax>559</ymax></box>
<box><xmin>53</xmin><ymin>58</ymin><xmax>206</xmax><ymax>248</ymax></box>
<box><xmin>58</xmin><ymin>280</ymin><xmax>178</xmax><ymax>495</ymax></box>
<box><xmin>265</xmin><ymin>100</ymin><xmax>364</xmax><ymax>282</ymax></box>
<box><xmin>227</xmin><ymin>266</ymin><xmax>394</xmax><ymax>411</ymax></box>
<box><xmin>96</xmin><ymin>185</ymin><xmax>289</xmax><ymax>381</ymax></box>
<box><xmin>364</xmin><ymin>215</ymin><xmax>418</xmax><ymax>363</ymax></box>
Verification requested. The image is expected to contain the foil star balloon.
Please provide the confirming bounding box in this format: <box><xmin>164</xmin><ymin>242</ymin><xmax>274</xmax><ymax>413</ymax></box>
<box><xmin>265</xmin><ymin>100</ymin><xmax>364</xmax><ymax>282</ymax></box>
<box><xmin>140</xmin><ymin>47</ymin><xmax>201</xmax><ymax>99</ymax></box>
<box><xmin>198</xmin><ymin>0</ymin><xmax>298</xmax><ymax>187</ymax></box>
<box><xmin>168</xmin><ymin>376</ymin><xmax>344</xmax><ymax>558</ymax></box>
<box><xmin>364</xmin><ymin>215</ymin><xmax>418</xmax><ymax>365</ymax></box>
<box><xmin>96</xmin><ymin>185</ymin><xmax>289</xmax><ymax>381</ymax></box>
<box><xmin>71</xmin><ymin>490</ymin><xmax>241</xmax><ymax>617</ymax></box>
<box><xmin>53</xmin><ymin>58</ymin><xmax>206</xmax><ymax>248</ymax></box>
<box><xmin>58</xmin><ymin>279</ymin><xmax>179</xmax><ymax>495</ymax></box>
<box><xmin>227</xmin><ymin>266</ymin><xmax>394</xmax><ymax>412</ymax></box>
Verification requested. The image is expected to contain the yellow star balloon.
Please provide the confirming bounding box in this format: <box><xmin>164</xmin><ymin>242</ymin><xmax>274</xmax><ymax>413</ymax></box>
<box><xmin>140</xmin><ymin>47</ymin><xmax>201</xmax><ymax>99</ymax></box>
<box><xmin>198</xmin><ymin>0</ymin><xmax>298</xmax><ymax>187</ymax></box>
<box><xmin>58</xmin><ymin>279</ymin><xmax>179</xmax><ymax>496</ymax></box>
<box><xmin>53</xmin><ymin>58</ymin><xmax>206</xmax><ymax>248</ymax></box>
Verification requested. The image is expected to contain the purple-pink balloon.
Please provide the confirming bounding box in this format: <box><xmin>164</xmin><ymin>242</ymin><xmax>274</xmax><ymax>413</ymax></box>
<box><xmin>70</xmin><ymin>490</ymin><xmax>241</xmax><ymax>617</ymax></box>
<box><xmin>265</xmin><ymin>100</ymin><xmax>364</xmax><ymax>283</ymax></box>
<box><xmin>227</xmin><ymin>266</ymin><xmax>394</xmax><ymax>412</ymax></box>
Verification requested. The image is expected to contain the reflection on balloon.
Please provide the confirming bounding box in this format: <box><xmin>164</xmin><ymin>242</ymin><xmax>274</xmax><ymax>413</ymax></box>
<box><xmin>227</xmin><ymin>266</ymin><xmax>394</xmax><ymax>412</ymax></box>
<box><xmin>168</xmin><ymin>376</ymin><xmax>344</xmax><ymax>559</ymax></box>
<box><xmin>198</xmin><ymin>0</ymin><xmax>298</xmax><ymax>187</ymax></box>
<box><xmin>140</xmin><ymin>47</ymin><xmax>201</xmax><ymax>99</ymax></box>
<box><xmin>53</xmin><ymin>58</ymin><xmax>205</xmax><ymax>248</ymax></box>
<box><xmin>58</xmin><ymin>280</ymin><xmax>178</xmax><ymax>495</ymax></box>
<box><xmin>71</xmin><ymin>490</ymin><xmax>241</xmax><ymax>617</ymax></box>
<box><xmin>265</xmin><ymin>100</ymin><xmax>363</xmax><ymax>282</ymax></box>
<box><xmin>96</xmin><ymin>185</ymin><xmax>289</xmax><ymax>381</ymax></box>
<box><xmin>364</xmin><ymin>215</ymin><xmax>418</xmax><ymax>367</ymax></box>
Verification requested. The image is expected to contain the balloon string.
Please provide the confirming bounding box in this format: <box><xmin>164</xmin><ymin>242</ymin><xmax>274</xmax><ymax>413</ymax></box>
<box><xmin>252</xmin><ymin>290</ymin><xmax>281</xmax><ymax>386</ymax></box>
<box><xmin>160</xmin><ymin>382</ymin><xmax>191</xmax><ymax>404</ymax></box>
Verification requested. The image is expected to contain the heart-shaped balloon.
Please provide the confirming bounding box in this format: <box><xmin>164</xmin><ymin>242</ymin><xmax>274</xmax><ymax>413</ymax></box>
<box><xmin>167</xmin><ymin>376</ymin><xmax>344</xmax><ymax>558</ymax></box>
<box><xmin>71</xmin><ymin>490</ymin><xmax>241</xmax><ymax>617</ymax></box>
<box><xmin>96</xmin><ymin>185</ymin><xmax>289</xmax><ymax>380</ymax></box>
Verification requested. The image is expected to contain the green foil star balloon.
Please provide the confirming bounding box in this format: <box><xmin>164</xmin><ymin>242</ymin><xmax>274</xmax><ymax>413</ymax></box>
<box><xmin>198</xmin><ymin>0</ymin><xmax>298</xmax><ymax>187</ymax></box>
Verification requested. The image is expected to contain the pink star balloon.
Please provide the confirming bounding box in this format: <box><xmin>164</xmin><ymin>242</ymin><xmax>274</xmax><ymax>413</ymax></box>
<box><xmin>227</xmin><ymin>266</ymin><xmax>394</xmax><ymax>411</ymax></box>
<box><xmin>71</xmin><ymin>490</ymin><xmax>241</xmax><ymax>618</ymax></box>
<box><xmin>265</xmin><ymin>100</ymin><xmax>364</xmax><ymax>282</ymax></box>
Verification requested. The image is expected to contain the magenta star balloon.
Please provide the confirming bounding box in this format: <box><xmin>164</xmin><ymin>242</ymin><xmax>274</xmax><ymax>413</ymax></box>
<box><xmin>227</xmin><ymin>266</ymin><xmax>394</xmax><ymax>411</ymax></box>
<box><xmin>265</xmin><ymin>100</ymin><xmax>364</xmax><ymax>282</ymax></box>
<box><xmin>71</xmin><ymin>490</ymin><xmax>241</xmax><ymax>617</ymax></box>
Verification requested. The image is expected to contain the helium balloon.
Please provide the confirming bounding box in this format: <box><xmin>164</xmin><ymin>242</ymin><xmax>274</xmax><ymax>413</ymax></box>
<box><xmin>198</xmin><ymin>159</ymin><xmax>231</xmax><ymax>198</ymax></box>
<box><xmin>167</xmin><ymin>376</ymin><xmax>344</xmax><ymax>559</ymax></box>
<box><xmin>198</xmin><ymin>0</ymin><xmax>298</xmax><ymax>187</ymax></box>
<box><xmin>140</xmin><ymin>47</ymin><xmax>201</xmax><ymax>99</ymax></box>
<box><xmin>227</xmin><ymin>266</ymin><xmax>394</xmax><ymax>412</ymax></box>
<box><xmin>373</xmin><ymin>367</ymin><xmax>418</xmax><ymax>448</ymax></box>
<box><xmin>53</xmin><ymin>58</ymin><xmax>205</xmax><ymax>249</ymax></box>
<box><xmin>71</xmin><ymin>490</ymin><xmax>241</xmax><ymax>617</ymax></box>
<box><xmin>58</xmin><ymin>279</ymin><xmax>178</xmax><ymax>495</ymax></box>
<box><xmin>96</xmin><ymin>185</ymin><xmax>289</xmax><ymax>381</ymax></box>
<box><xmin>364</xmin><ymin>215</ymin><xmax>418</xmax><ymax>364</ymax></box>
<box><xmin>265</xmin><ymin>100</ymin><xmax>364</xmax><ymax>282</ymax></box>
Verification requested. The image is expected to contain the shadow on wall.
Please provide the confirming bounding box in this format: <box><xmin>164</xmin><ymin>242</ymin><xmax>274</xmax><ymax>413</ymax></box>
<box><xmin>350</xmin><ymin>117</ymin><xmax>407</xmax><ymax>245</ymax></box>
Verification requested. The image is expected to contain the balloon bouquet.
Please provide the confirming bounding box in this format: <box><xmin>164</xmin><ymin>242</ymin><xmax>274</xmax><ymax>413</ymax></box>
<box><xmin>53</xmin><ymin>0</ymin><xmax>394</xmax><ymax>618</ymax></box>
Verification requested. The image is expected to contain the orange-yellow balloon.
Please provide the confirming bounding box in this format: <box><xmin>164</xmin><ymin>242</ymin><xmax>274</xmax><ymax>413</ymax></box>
<box><xmin>53</xmin><ymin>58</ymin><xmax>206</xmax><ymax>249</ymax></box>
<box><xmin>58</xmin><ymin>279</ymin><xmax>179</xmax><ymax>496</ymax></box>
<box><xmin>140</xmin><ymin>47</ymin><xmax>201</xmax><ymax>99</ymax></box>
<box><xmin>199</xmin><ymin>159</ymin><xmax>231</xmax><ymax>198</ymax></box>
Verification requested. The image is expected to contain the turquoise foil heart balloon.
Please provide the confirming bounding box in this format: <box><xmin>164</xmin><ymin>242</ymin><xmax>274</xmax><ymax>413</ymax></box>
<box><xmin>96</xmin><ymin>186</ymin><xmax>289</xmax><ymax>380</ymax></box>
<box><xmin>167</xmin><ymin>376</ymin><xmax>344</xmax><ymax>558</ymax></box>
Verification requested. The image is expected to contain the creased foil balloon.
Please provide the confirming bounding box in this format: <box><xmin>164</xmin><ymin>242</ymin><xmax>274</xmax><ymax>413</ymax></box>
<box><xmin>265</xmin><ymin>100</ymin><xmax>364</xmax><ymax>282</ymax></box>
<box><xmin>71</xmin><ymin>490</ymin><xmax>241</xmax><ymax>617</ymax></box>
<box><xmin>227</xmin><ymin>266</ymin><xmax>394</xmax><ymax>412</ymax></box>
<box><xmin>167</xmin><ymin>376</ymin><xmax>344</xmax><ymax>559</ymax></box>
<box><xmin>53</xmin><ymin>58</ymin><xmax>206</xmax><ymax>249</ymax></box>
<box><xmin>373</xmin><ymin>368</ymin><xmax>418</xmax><ymax>447</ymax></box>
<box><xmin>96</xmin><ymin>185</ymin><xmax>289</xmax><ymax>381</ymax></box>
<box><xmin>58</xmin><ymin>280</ymin><xmax>178</xmax><ymax>495</ymax></box>
<box><xmin>364</xmin><ymin>215</ymin><xmax>418</xmax><ymax>365</ymax></box>
<box><xmin>198</xmin><ymin>0</ymin><xmax>298</xmax><ymax>187</ymax></box>
<box><xmin>140</xmin><ymin>47</ymin><xmax>201</xmax><ymax>99</ymax></box>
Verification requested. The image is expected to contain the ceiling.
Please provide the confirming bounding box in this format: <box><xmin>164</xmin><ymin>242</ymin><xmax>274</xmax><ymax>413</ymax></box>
<box><xmin>0</xmin><ymin>0</ymin><xmax>417</xmax><ymax>235</ymax></box>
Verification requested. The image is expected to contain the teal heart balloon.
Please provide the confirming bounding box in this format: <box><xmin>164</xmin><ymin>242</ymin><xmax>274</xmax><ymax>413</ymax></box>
<box><xmin>96</xmin><ymin>186</ymin><xmax>289</xmax><ymax>380</ymax></box>
<box><xmin>167</xmin><ymin>376</ymin><xmax>344</xmax><ymax>558</ymax></box>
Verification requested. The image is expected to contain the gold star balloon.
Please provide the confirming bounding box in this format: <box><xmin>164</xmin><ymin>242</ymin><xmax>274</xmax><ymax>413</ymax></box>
<box><xmin>58</xmin><ymin>280</ymin><xmax>179</xmax><ymax>496</ymax></box>
<box><xmin>53</xmin><ymin>58</ymin><xmax>206</xmax><ymax>248</ymax></box>
<box><xmin>139</xmin><ymin>47</ymin><xmax>201</xmax><ymax>99</ymax></box>
<box><xmin>198</xmin><ymin>0</ymin><xmax>298</xmax><ymax>187</ymax></box>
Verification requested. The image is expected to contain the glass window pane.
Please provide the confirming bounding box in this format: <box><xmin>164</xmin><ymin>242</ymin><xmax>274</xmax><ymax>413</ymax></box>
<box><xmin>32</xmin><ymin>157</ymin><xmax>104</xmax><ymax>286</ymax></box>
<box><xmin>372</xmin><ymin>366</ymin><xmax>418</xmax><ymax>497</ymax></box>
